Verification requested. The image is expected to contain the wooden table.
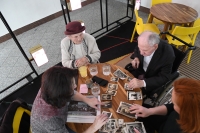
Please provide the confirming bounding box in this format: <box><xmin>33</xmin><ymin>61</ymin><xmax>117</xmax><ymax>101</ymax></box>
<box><xmin>67</xmin><ymin>63</ymin><xmax>142</xmax><ymax>132</ymax></box>
<box><xmin>148</xmin><ymin>3</ymin><xmax>198</xmax><ymax>39</ymax></box>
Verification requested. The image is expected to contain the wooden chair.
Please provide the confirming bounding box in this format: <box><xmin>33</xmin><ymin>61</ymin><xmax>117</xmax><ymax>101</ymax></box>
<box><xmin>130</xmin><ymin>10</ymin><xmax>160</xmax><ymax>42</ymax></box>
<box><xmin>147</xmin><ymin>0</ymin><xmax>172</xmax><ymax>25</ymax></box>
<box><xmin>166</xmin><ymin>23</ymin><xmax>200</xmax><ymax>63</ymax></box>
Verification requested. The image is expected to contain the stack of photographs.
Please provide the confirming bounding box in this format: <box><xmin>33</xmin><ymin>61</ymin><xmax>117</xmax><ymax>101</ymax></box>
<box><xmin>127</xmin><ymin>91</ymin><xmax>142</xmax><ymax>100</ymax></box>
<box><xmin>99</xmin><ymin>119</ymin><xmax>146</xmax><ymax>133</ymax></box>
<box><xmin>113</xmin><ymin>69</ymin><xmax>128</xmax><ymax>80</ymax></box>
<box><xmin>116</xmin><ymin>102</ymin><xmax>135</xmax><ymax>119</ymax></box>
<box><xmin>110</xmin><ymin>77</ymin><xmax>119</xmax><ymax>82</ymax></box>
<box><xmin>67</xmin><ymin>95</ymin><xmax>101</xmax><ymax>123</ymax></box>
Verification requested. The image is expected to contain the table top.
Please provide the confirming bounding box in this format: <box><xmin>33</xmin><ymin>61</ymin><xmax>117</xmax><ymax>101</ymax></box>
<box><xmin>150</xmin><ymin>3</ymin><xmax>198</xmax><ymax>24</ymax></box>
<box><xmin>77</xmin><ymin>63</ymin><xmax>142</xmax><ymax>121</ymax></box>
<box><xmin>67</xmin><ymin>63</ymin><xmax>142</xmax><ymax>132</ymax></box>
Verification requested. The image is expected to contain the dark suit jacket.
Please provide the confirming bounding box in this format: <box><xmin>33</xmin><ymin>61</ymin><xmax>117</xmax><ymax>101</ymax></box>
<box><xmin>131</xmin><ymin>40</ymin><xmax>175</xmax><ymax>94</ymax></box>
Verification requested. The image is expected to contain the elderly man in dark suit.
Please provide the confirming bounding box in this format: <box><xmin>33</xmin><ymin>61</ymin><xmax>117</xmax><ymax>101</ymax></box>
<box><xmin>128</xmin><ymin>31</ymin><xmax>175</xmax><ymax>96</ymax></box>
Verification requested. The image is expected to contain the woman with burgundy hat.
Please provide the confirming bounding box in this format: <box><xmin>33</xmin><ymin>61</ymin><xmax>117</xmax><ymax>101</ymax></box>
<box><xmin>61</xmin><ymin>21</ymin><xmax>101</xmax><ymax>68</ymax></box>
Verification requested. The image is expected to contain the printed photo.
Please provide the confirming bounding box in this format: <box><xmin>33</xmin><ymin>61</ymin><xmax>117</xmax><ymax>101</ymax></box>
<box><xmin>116</xmin><ymin>102</ymin><xmax>135</xmax><ymax>119</ymax></box>
<box><xmin>107</xmin><ymin>90</ymin><xmax>117</xmax><ymax>96</ymax></box>
<box><xmin>127</xmin><ymin>91</ymin><xmax>142</xmax><ymax>100</ymax></box>
<box><xmin>101</xmin><ymin>94</ymin><xmax>112</xmax><ymax>100</ymax></box>
<box><xmin>101</xmin><ymin>101</ymin><xmax>112</xmax><ymax>108</ymax></box>
<box><xmin>110</xmin><ymin>77</ymin><xmax>119</xmax><ymax>82</ymax></box>
<box><xmin>108</xmin><ymin>83</ymin><xmax>118</xmax><ymax>91</ymax></box>
<box><xmin>113</xmin><ymin>69</ymin><xmax>128</xmax><ymax>79</ymax></box>
<box><xmin>102</xmin><ymin>111</ymin><xmax>112</xmax><ymax>118</ymax></box>
<box><xmin>127</xmin><ymin>77</ymin><xmax>133</xmax><ymax>82</ymax></box>
<box><xmin>126</xmin><ymin>122</ymin><xmax>146</xmax><ymax>133</ymax></box>
<box><xmin>124</xmin><ymin>83</ymin><xmax>133</xmax><ymax>90</ymax></box>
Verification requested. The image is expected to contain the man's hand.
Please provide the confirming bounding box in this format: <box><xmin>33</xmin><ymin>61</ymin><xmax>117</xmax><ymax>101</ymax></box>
<box><xmin>131</xmin><ymin>57</ymin><xmax>140</xmax><ymax>69</ymax></box>
<box><xmin>128</xmin><ymin>78</ymin><xmax>144</xmax><ymax>89</ymax></box>
<box><xmin>76</xmin><ymin>57</ymin><xmax>89</xmax><ymax>67</ymax></box>
<box><xmin>129</xmin><ymin>104</ymin><xmax>151</xmax><ymax>118</ymax></box>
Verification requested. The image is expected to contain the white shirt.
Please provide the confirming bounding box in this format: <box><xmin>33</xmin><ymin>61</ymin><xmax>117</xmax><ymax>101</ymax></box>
<box><xmin>74</xmin><ymin>43</ymin><xmax>84</xmax><ymax>59</ymax></box>
<box><xmin>143</xmin><ymin>51</ymin><xmax>155</xmax><ymax>71</ymax></box>
<box><xmin>143</xmin><ymin>51</ymin><xmax>155</xmax><ymax>87</ymax></box>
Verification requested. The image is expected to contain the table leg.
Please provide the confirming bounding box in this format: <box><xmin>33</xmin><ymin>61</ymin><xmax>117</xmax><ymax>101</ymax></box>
<box><xmin>147</xmin><ymin>14</ymin><xmax>153</xmax><ymax>23</ymax></box>
<box><xmin>161</xmin><ymin>22</ymin><xmax>170</xmax><ymax>39</ymax></box>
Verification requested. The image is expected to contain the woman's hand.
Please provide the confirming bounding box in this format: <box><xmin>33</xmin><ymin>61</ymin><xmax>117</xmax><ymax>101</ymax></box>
<box><xmin>83</xmin><ymin>114</ymin><xmax>108</xmax><ymax>133</ymax></box>
<box><xmin>76</xmin><ymin>57</ymin><xmax>88</xmax><ymax>67</ymax></box>
<box><xmin>85</xmin><ymin>97</ymin><xmax>101</xmax><ymax>110</ymax></box>
<box><xmin>129</xmin><ymin>104</ymin><xmax>151</xmax><ymax>118</ymax></box>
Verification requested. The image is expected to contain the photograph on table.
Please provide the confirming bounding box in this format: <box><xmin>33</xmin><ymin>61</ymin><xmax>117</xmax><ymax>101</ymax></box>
<box><xmin>113</xmin><ymin>69</ymin><xmax>128</xmax><ymax>80</ymax></box>
<box><xmin>110</xmin><ymin>77</ymin><xmax>119</xmax><ymax>82</ymax></box>
<box><xmin>127</xmin><ymin>77</ymin><xmax>133</xmax><ymax>82</ymax></box>
<box><xmin>101</xmin><ymin>94</ymin><xmax>112</xmax><ymax>100</ymax></box>
<box><xmin>106</xmin><ymin>90</ymin><xmax>117</xmax><ymax>96</ymax></box>
<box><xmin>125</xmin><ymin>122</ymin><xmax>146</xmax><ymax>133</ymax></box>
<box><xmin>124</xmin><ymin>83</ymin><xmax>133</xmax><ymax>90</ymax></box>
<box><xmin>101</xmin><ymin>101</ymin><xmax>112</xmax><ymax>108</ymax></box>
<box><xmin>127</xmin><ymin>91</ymin><xmax>142</xmax><ymax>100</ymax></box>
<box><xmin>102</xmin><ymin>111</ymin><xmax>112</xmax><ymax>118</ymax></box>
<box><xmin>116</xmin><ymin>102</ymin><xmax>136</xmax><ymax>119</ymax></box>
<box><xmin>107</xmin><ymin>83</ymin><xmax>118</xmax><ymax>91</ymax></box>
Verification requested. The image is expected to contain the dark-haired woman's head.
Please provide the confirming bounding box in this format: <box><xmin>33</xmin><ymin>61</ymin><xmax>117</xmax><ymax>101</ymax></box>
<box><xmin>41</xmin><ymin>66</ymin><xmax>78</xmax><ymax>108</ymax></box>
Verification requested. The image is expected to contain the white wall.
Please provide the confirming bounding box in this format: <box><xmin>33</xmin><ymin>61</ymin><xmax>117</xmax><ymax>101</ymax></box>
<box><xmin>141</xmin><ymin>0</ymin><xmax>200</xmax><ymax>17</ymax></box>
<box><xmin>0</xmin><ymin>0</ymin><xmax>61</xmax><ymax>37</ymax></box>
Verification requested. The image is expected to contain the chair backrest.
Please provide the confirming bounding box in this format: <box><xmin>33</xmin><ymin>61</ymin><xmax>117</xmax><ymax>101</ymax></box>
<box><xmin>151</xmin><ymin>0</ymin><xmax>172</xmax><ymax>6</ymax></box>
<box><xmin>0</xmin><ymin>99</ymin><xmax>31</xmax><ymax>133</ymax></box>
<box><xmin>193</xmin><ymin>18</ymin><xmax>200</xmax><ymax>32</ymax></box>
<box><xmin>171</xmin><ymin>25</ymin><xmax>200</xmax><ymax>45</ymax></box>
<box><xmin>134</xmin><ymin>10</ymin><xmax>144</xmax><ymax>34</ymax></box>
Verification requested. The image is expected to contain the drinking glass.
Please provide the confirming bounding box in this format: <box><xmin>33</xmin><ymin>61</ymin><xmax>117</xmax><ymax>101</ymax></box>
<box><xmin>78</xmin><ymin>66</ymin><xmax>87</xmax><ymax>78</ymax></box>
<box><xmin>102</xmin><ymin>64</ymin><xmax>111</xmax><ymax>75</ymax></box>
<box><xmin>89</xmin><ymin>65</ymin><xmax>98</xmax><ymax>76</ymax></box>
<box><xmin>91</xmin><ymin>83</ymin><xmax>100</xmax><ymax>96</ymax></box>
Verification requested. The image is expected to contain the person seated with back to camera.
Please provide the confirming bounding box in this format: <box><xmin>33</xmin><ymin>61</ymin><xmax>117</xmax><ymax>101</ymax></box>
<box><xmin>129</xmin><ymin>78</ymin><xmax>200</xmax><ymax>133</ymax></box>
<box><xmin>127</xmin><ymin>31</ymin><xmax>175</xmax><ymax>99</ymax></box>
<box><xmin>61</xmin><ymin>21</ymin><xmax>101</xmax><ymax>68</ymax></box>
<box><xmin>31</xmin><ymin>66</ymin><xmax>108</xmax><ymax>133</ymax></box>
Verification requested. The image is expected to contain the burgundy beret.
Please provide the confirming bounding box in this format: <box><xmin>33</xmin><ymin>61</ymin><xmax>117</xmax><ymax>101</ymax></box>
<box><xmin>64</xmin><ymin>21</ymin><xmax>85</xmax><ymax>35</ymax></box>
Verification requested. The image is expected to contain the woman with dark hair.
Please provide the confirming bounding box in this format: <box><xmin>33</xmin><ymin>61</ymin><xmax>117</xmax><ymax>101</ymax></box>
<box><xmin>130</xmin><ymin>78</ymin><xmax>200</xmax><ymax>133</ymax></box>
<box><xmin>31</xmin><ymin>66</ymin><xmax>107</xmax><ymax>133</ymax></box>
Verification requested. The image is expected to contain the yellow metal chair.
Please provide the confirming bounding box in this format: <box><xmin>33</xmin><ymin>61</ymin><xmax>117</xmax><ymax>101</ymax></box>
<box><xmin>147</xmin><ymin>0</ymin><xmax>172</xmax><ymax>25</ymax></box>
<box><xmin>130</xmin><ymin>10</ymin><xmax>160</xmax><ymax>42</ymax></box>
<box><xmin>166</xmin><ymin>23</ymin><xmax>200</xmax><ymax>63</ymax></box>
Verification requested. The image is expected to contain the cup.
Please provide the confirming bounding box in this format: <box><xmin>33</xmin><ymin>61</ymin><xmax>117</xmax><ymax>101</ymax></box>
<box><xmin>89</xmin><ymin>65</ymin><xmax>98</xmax><ymax>76</ymax></box>
<box><xmin>102</xmin><ymin>64</ymin><xmax>111</xmax><ymax>75</ymax></box>
<box><xmin>91</xmin><ymin>83</ymin><xmax>100</xmax><ymax>96</ymax></box>
<box><xmin>78</xmin><ymin>66</ymin><xmax>88</xmax><ymax>78</ymax></box>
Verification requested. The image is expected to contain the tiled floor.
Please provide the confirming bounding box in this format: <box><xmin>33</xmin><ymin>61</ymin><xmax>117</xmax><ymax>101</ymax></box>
<box><xmin>0</xmin><ymin>0</ymin><xmax>200</xmax><ymax>100</ymax></box>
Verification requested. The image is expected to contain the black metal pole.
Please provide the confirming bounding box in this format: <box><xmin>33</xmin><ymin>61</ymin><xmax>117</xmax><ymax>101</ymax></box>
<box><xmin>61</xmin><ymin>4</ymin><xmax>67</xmax><ymax>25</ymax></box>
<box><xmin>0</xmin><ymin>12</ymin><xmax>38</xmax><ymax>77</ymax></box>
<box><xmin>105</xmin><ymin>0</ymin><xmax>108</xmax><ymax>31</ymax></box>
<box><xmin>126</xmin><ymin>0</ymin><xmax>129</xmax><ymax>17</ymax></box>
<box><xmin>100</xmin><ymin>0</ymin><xmax>103</xmax><ymax>28</ymax></box>
<box><xmin>64</xmin><ymin>0</ymin><xmax>71</xmax><ymax>22</ymax></box>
